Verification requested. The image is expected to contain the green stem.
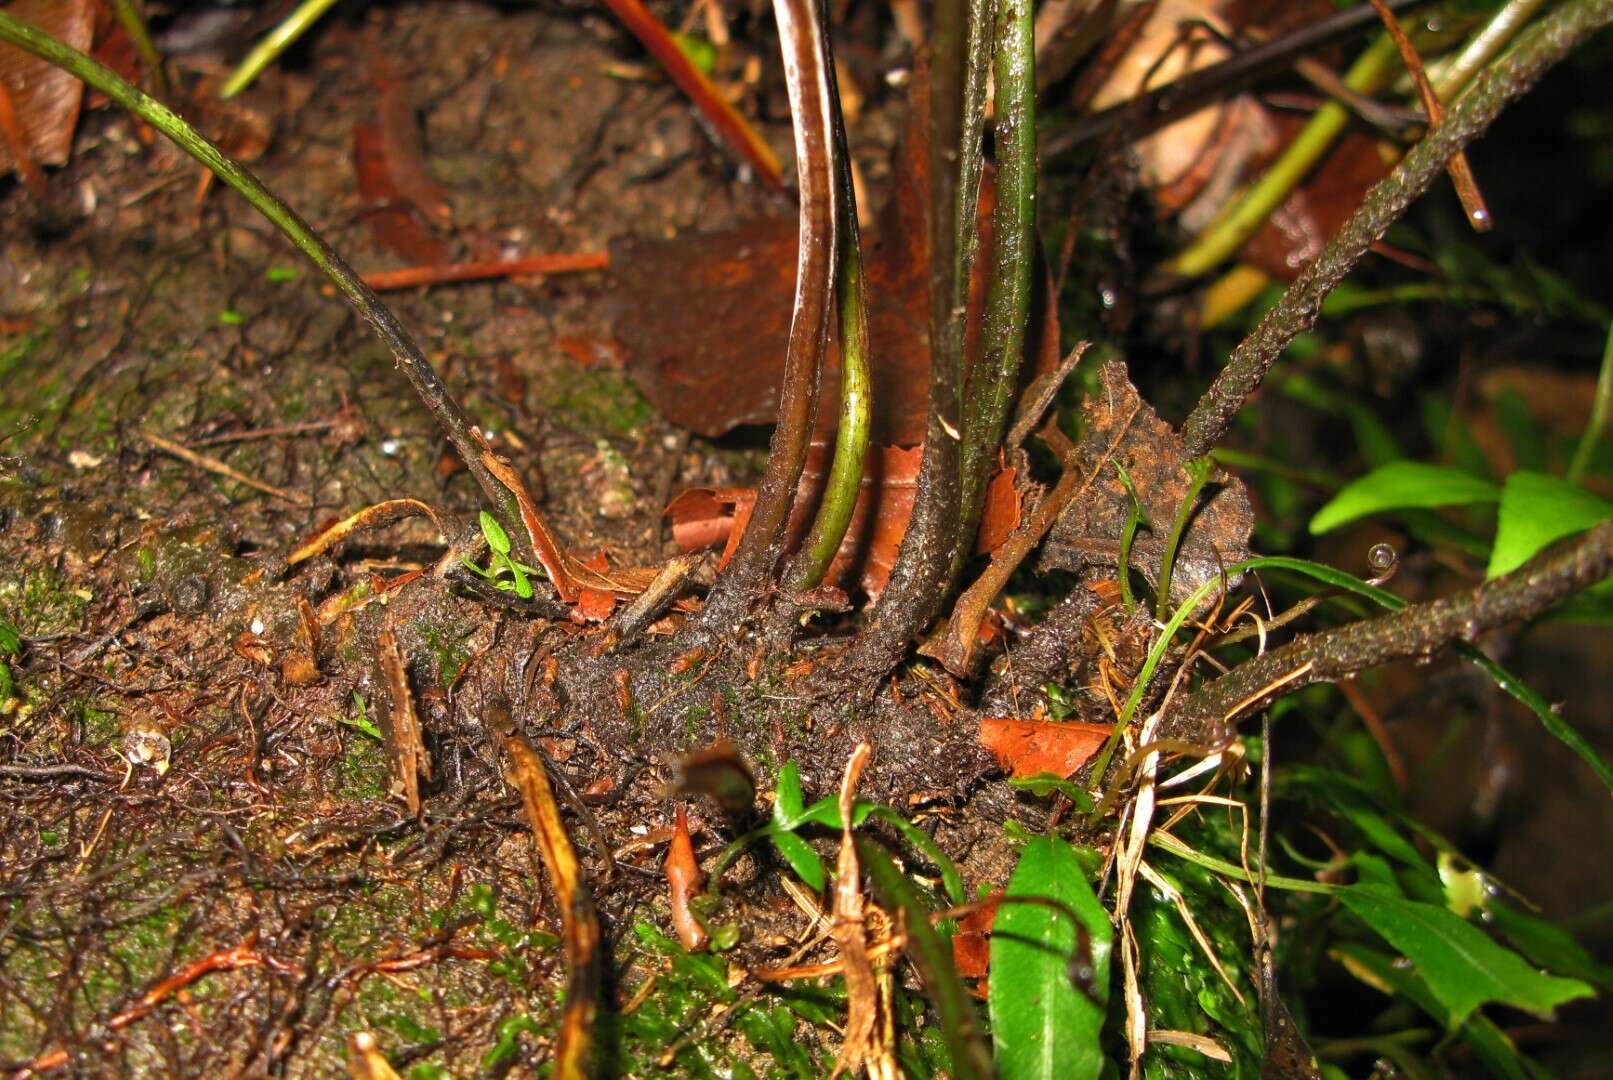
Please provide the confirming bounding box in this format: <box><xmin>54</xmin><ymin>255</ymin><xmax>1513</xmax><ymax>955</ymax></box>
<box><xmin>1167</xmin><ymin>32</ymin><xmax>1402</xmax><ymax>280</ymax></box>
<box><xmin>1567</xmin><ymin>320</ymin><xmax>1613</xmax><ymax>485</ymax></box>
<box><xmin>220</xmin><ymin>0</ymin><xmax>342</xmax><ymax>99</ymax></box>
<box><xmin>785</xmin><ymin>25</ymin><xmax>871</xmax><ymax>592</ymax></box>
<box><xmin>0</xmin><ymin>9</ymin><xmax>536</xmax><ymax>568</ymax></box>
<box><xmin>956</xmin><ymin>0</ymin><xmax>1036</xmax><ymax>567</ymax></box>
<box><xmin>848</xmin><ymin>0</ymin><xmax>992</xmax><ymax>677</ymax></box>
<box><xmin>1155</xmin><ymin>457</ymin><xmax>1215</xmax><ymax>623</ymax></box>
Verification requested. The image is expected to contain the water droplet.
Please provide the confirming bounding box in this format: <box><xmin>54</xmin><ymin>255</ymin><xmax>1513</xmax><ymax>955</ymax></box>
<box><xmin>1368</xmin><ymin>542</ymin><xmax>1397</xmax><ymax>573</ymax></box>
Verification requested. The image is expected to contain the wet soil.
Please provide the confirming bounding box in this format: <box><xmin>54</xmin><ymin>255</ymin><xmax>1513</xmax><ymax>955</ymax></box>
<box><xmin>0</xmin><ymin>5</ymin><xmax>1013</xmax><ymax>1074</ymax></box>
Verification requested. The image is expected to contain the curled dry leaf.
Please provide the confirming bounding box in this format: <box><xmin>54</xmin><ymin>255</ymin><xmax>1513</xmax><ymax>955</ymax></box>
<box><xmin>978</xmin><ymin>716</ymin><xmax>1113</xmax><ymax>779</ymax></box>
<box><xmin>0</xmin><ymin>0</ymin><xmax>93</xmax><ymax>178</ymax></box>
<box><xmin>671</xmin><ymin>740</ymin><xmax>755</xmax><ymax>821</ymax></box>
<box><xmin>1040</xmin><ymin>361</ymin><xmax>1253</xmax><ymax>605</ymax></box>
<box><xmin>288</xmin><ymin>499</ymin><xmax>442</xmax><ymax>567</ymax></box>
<box><xmin>665</xmin><ymin>804</ymin><xmax>707</xmax><ymax>951</ymax></box>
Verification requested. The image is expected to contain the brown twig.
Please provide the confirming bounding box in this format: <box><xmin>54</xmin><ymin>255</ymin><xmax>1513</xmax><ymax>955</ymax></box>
<box><xmin>598</xmin><ymin>0</ymin><xmax>785</xmax><ymax>192</ymax></box>
<box><xmin>359</xmin><ymin>252</ymin><xmax>608</xmax><ymax>292</ymax></box>
<box><xmin>139</xmin><ymin>430</ymin><xmax>312</xmax><ymax>506</ymax></box>
<box><xmin>1042</xmin><ymin>0</ymin><xmax>1430</xmax><ymax>159</ymax></box>
<box><xmin>698</xmin><ymin>0</ymin><xmax>836</xmax><ymax>631</ymax></box>
<box><xmin>502</xmin><ymin>736</ymin><xmax>601</xmax><ymax>1080</ymax></box>
<box><xmin>1179</xmin><ymin>0</ymin><xmax>1613</xmax><ymax>458</ymax></box>
<box><xmin>1368</xmin><ymin>0</ymin><xmax>1492</xmax><ymax>231</ymax></box>
<box><xmin>1166</xmin><ymin>522</ymin><xmax>1613</xmax><ymax>744</ymax></box>
<box><xmin>21</xmin><ymin>941</ymin><xmax>268</xmax><ymax>1075</ymax></box>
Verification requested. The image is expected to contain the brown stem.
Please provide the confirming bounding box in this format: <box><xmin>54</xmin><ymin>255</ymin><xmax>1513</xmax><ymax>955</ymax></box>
<box><xmin>698</xmin><ymin>0</ymin><xmax>836</xmax><ymax>632</ymax></box>
<box><xmin>1179</xmin><ymin>0</ymin><xmax>1613</xmax><ymax>458</ymax></box>
<box><xmin>1165</xmin><ymin>522</ymin><xmax>1613</xmax><ymax>745</ymax></box>
<box><xmin>847</xmin><ymin>0</ymin><xmax>994</xmax><ymax>680</ymax></box>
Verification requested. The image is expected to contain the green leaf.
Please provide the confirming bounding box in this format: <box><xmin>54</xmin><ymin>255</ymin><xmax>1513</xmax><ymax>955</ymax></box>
<box><xmin>1339</xmin><ymin>885</ymin><xmax>1593</xmax><ymax>1025</ymax></box>
<box><xmin>990</xmin><ymin>836</ymin><xmax>1111</xmax><ymax>1080</ymax></box>
<box><xmin>479</xmin><ymin>510</ymin><xmax>512</xmax><ymax>555</ymax></box>
<box><xmin>773</xmin><ymin>762</ymin><xmax>806</xmax><ymax>828</ymax></box>
<box><xmin>1310</xmin><ymin>462</ymin><xmax>1500</xmax><ymax>534</ymax></box>
<box><xmin>1332</xmin><ymin>943</ymin><xmax>1539</xmax><ymax>1080</ymax></box>
<box><xmin>1487</xmin><ymin>470</ymin><xmax>1613</xmax><ymax>578</ymax></box>
<box><xmin>769</xmin><ymin>829</ymin><xmax>824</xmax><ymax>892</ymax></box>
<box><xmin>0</xmin><ymin>619</ymin><xmax>21</xmax><ymax>656</ymax></box>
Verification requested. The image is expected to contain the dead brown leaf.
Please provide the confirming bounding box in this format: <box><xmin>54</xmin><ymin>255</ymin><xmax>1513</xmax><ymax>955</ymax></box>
<box><xmin>1040</xmin><ymin>360</ymin><xmax>1253</xmax><ymax>606</ymax></box>
<box><xmin>0</xmin><ymin>0</ymin><xmax>93</xmax><ymax>179</ymax></box>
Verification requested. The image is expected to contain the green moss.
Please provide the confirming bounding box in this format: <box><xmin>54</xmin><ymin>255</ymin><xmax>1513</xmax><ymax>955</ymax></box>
<box><xmin>419</xmin><ymin>622</ymin><xmax>473</xmax><ymax>687</ymax></box>
<box><xmin>549</xmin><ymin>367</ymin><xmax>653</xmax><ymax>437</ymax></box>
<box><xmin>337</xmin><ymin>733</ymin><xmax>390</xmax><ymax>801</ymax></box>
<box><xmin>0</xmin><ymin>565</ymin><xmax>89</xmax><ymax>636</ymax></box>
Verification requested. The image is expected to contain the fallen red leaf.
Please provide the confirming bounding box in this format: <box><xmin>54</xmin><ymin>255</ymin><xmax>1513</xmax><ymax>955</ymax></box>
<box><xmin>0</xmin><ymin>0</ymin><xmax>93</xmax><ymax>182</ymax></box>
<box><xmin>978</xmin><ymin>717</ymin><xmax>1112</xmax><ymax>779</ymax></box>
<box><xmin>950</xmin><ymin>895</ymin><xmax>1000</xmax><ymax>984</ymax></box>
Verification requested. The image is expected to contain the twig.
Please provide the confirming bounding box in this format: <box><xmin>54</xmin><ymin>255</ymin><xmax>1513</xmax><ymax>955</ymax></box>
<box><xmin>598</xmin><ymin>0</ymin><xmax>785</xmax><ymax>192</ymax></box>
<box><xmin>0</xmin><ymin>762</ymin><xmax>116</xmax><ymax>782</ymax></box>
<box><xmin>1042</xmin><ymin>0</ymin><xmax>1429</xmax><ymax>158</ymax></box>
<box><xmin>360</xmin><ymin>252</ymin><xmax>608</xmax><ymax>292</ymax></box>
<box><xmin>139</xmin><ymin>430</ymin><xmax>312</xmax><ymax>505</ymax></box>
<box><xmin>1179</xmin><ymin>0</ymin><xmax>1613</xmax><ymax>457</ymax></box>
<box><xmin>1166</xmin><ymin>521</ymin><xmax>1613</xmax><ymax>744</ymax></box>
<box><xmin>1368</xmin><ymin>0</ymin><xmax>1492</xmax><ymax>232</ymax></box>
<box><xmin>501</xmin><ymin>736</ymin><xmax>602</xmax><ymax>1080</ymax></box>
<box><xmin>698</xmin><ymin>0</ymin><xmax>836</xmax><ymax>630</ymax></box>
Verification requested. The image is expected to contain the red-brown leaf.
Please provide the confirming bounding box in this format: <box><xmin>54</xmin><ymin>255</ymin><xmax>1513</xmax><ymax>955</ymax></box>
<box><xmin>978</xmin><ymin>717</ymin><xmax>1112</xmax><ymax>779</ymax></box>
<box><xmin>665</xmin><ymin>805</ymin><xmax>708</xmax><ymax>951</ymax></box>
<box><xmin>0</xmin><ymin>0</ymin><xmax>93</xmax><ymax>176</ymax></box>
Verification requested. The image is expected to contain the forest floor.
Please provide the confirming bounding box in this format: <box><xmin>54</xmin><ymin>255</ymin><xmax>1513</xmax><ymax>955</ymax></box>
<box><xmin>2</xmin><ymin>2</ymin><xmax>1612</xmax><ymax>1077</ymax></box>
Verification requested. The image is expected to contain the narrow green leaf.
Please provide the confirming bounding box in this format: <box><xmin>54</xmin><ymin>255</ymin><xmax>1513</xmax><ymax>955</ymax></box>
<box><xmin>1487</xmin><ymin>470</ymin><xmax>1613</xmax><ymax>578</ymax></box>
<box><xmin>1339</xmin><ymin>885</ymin><xmax>1593</xmax><ymax>1025</ymax></box>
<box><xmin>0</xmin><ymin>620</ymin><xmax>22</xmax><ymax>656</ymax></box>
<box><xmin>773</xmin><ymin>762</ymin><xmax>806</xmax><ymax>828</ymax></box>
<box><xmin>990</xmin><ymin>836</ymin><xmax>1111</xmax><ymax>1080</ymax></box>
<box><xmin>1310</xmin><ymin>462</ymin><xmax>1500</xmax><ymax>534</ymax></box>
<box><xmin>480</xmin><ymin>510</ymin><xmax>512</xmax><ymax>555</ymax></box>
<box><xmin>769</xmin><ymin>829</ymin><xmax>824</xmax><ymax>892</ymax></box>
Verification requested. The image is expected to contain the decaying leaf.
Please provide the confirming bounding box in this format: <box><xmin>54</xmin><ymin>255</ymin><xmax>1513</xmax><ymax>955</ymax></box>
<box><xmin>378</xmin><ymin>628</ymin><xmax>430</xmax><ymax>816</ymax></box>
<box><xmin>0</xmin><ymin>0</ymin><xmax>93</xmax><ymax>178</ymax></box>
<box><xmin>1040</xmin><ymin>360</ymin><xmax>1253</xmax><ymax>605</ymax></box>
<box><xmin>950</xmin><ymin>895</ymin><xmax>1000</xmax><ymax>984</ymax></box>
<box><xmin>665</xmin><ymin>804</ymin><xmax>707</xmax><ymax>951</ymax></box>
<box><xmin>978</xmin><ymin>716</ymin><xmax>1113</xmax><ymax>779</ymax></box>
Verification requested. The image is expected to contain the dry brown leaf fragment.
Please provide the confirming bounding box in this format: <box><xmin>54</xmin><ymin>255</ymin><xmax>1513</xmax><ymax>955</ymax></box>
<box><xmin>665</xmin><ymin>805</ymin><xmax>708</xmax><ymax>952</ymax></box>
<box><xmin>829</xmin><ymin>741</ymin><xmax>878</xmax><ymax>1079</ymax></box>
<box><xmin>378</xmin><ymin>628</ymin><xmax>430</xmax><ymax>816</ymax></box>
<box><xmin>1040</xmin><ymin>361</ymin><xmax>1252</xmax><ymax>605</ymax></box>
<box><xmin>0</xmin><ymin>0</ymin><xmax>93</xmax><ymax>178</ymax></box>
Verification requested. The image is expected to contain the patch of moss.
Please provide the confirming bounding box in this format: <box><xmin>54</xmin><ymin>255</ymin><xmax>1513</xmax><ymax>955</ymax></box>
<box><xmin>0</xmin><ymin>565</ymin><xmax>89</xmax><ymax>636</ymax></box>
<box><xmin>337</xmin><ymin>732</ymin><xmax>390</xmax><ymax>801</ymax></box>
<box><xmin>549</xmin><ymin>367</ymin><xmax>653</xmax><ymax>437</ymax></box>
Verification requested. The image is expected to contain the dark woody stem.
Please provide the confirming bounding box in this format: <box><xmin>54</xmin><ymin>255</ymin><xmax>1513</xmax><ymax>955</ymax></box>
<box><xmin>698</xmin><ymin>0</ymin><xmax>837</xmax><ymax>631</ymax></box>
<box><xmin>1179</xmin><ymin>0</ymin><xmax>1613</xmax><ymax>458</ymax></box>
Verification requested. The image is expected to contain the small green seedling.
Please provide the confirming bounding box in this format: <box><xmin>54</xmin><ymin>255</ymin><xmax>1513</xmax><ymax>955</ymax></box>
<box><xmin>460</xmin><ymin>511</ymin><xmax>542</xmax><ymax>599</ymax></box>
<box><xmin>341</xmin><ymin>691</ymin><xmax>383</xmax><ymax>740</ymax></box>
